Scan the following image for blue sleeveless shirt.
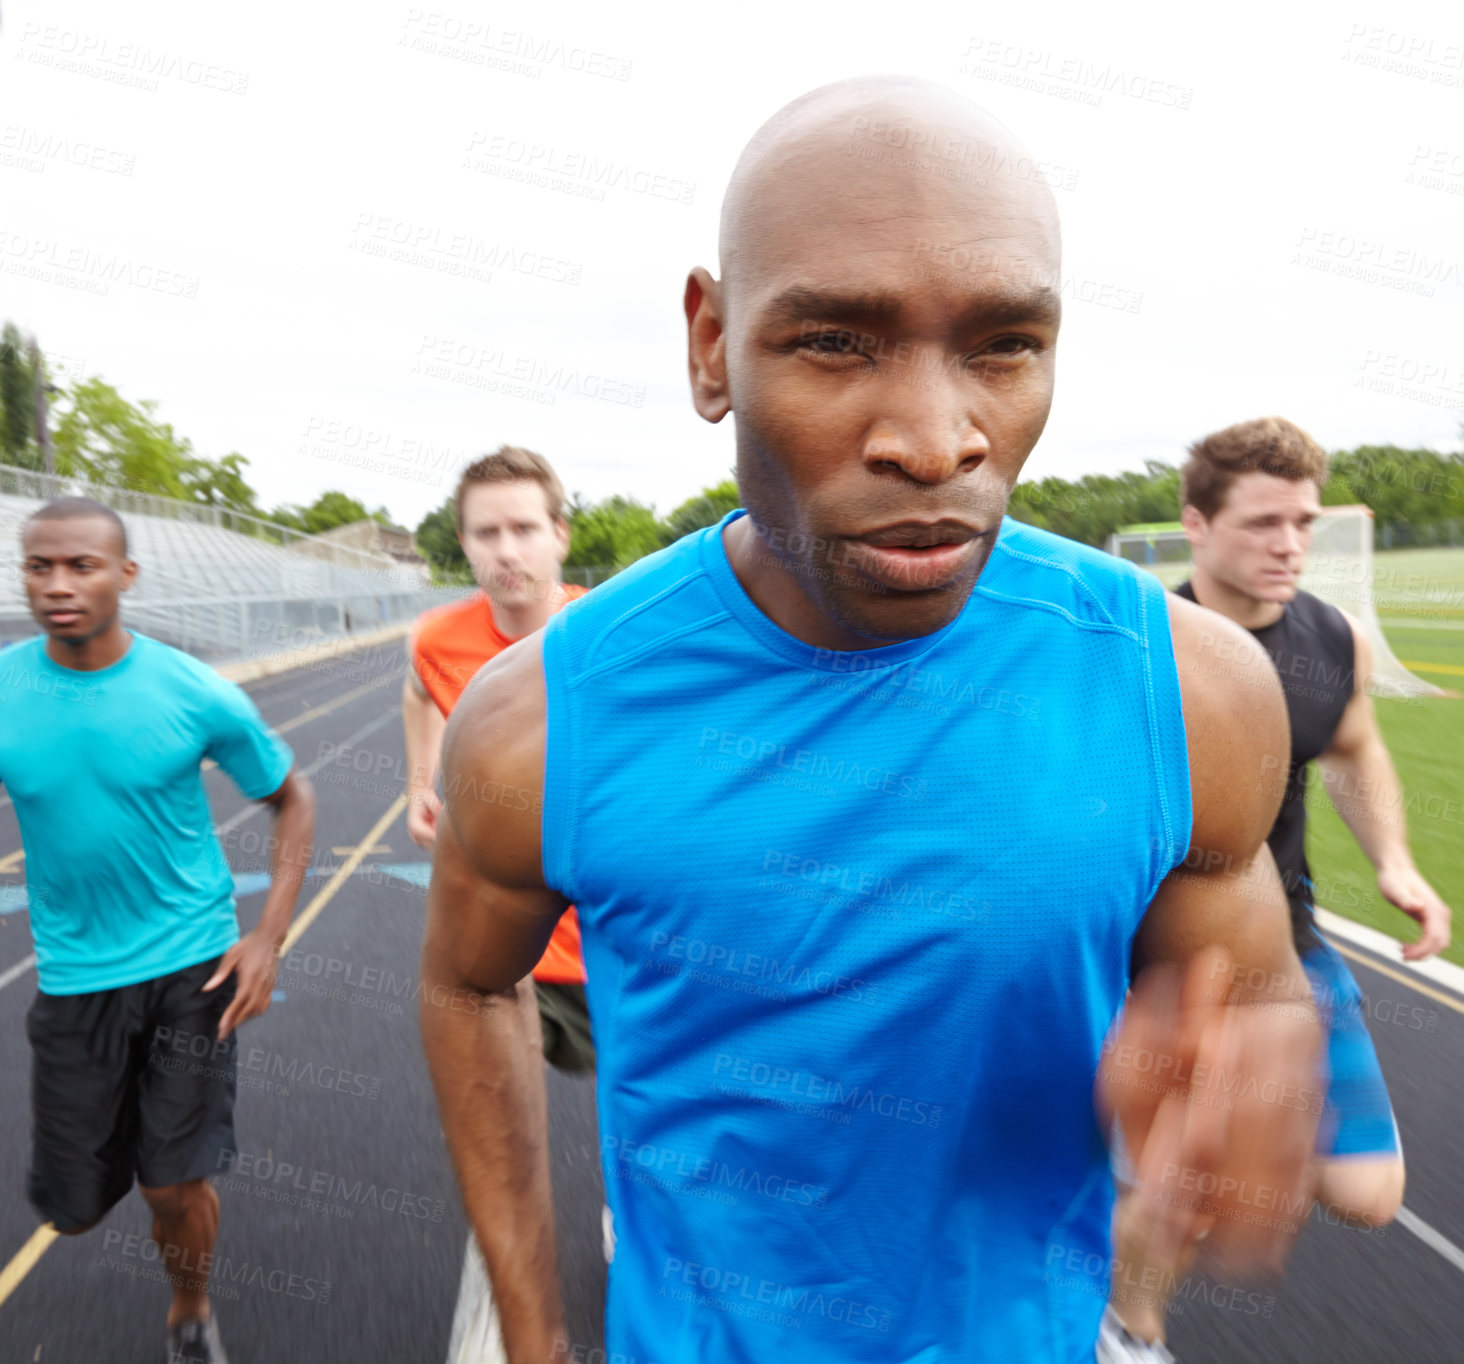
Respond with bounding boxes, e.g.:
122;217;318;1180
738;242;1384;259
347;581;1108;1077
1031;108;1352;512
541;512;1191;1363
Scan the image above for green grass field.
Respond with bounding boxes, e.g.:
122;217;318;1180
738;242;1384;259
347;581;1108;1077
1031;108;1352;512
1304;546;1464;966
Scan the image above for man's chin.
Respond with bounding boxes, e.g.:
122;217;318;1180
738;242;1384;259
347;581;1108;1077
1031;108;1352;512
820;570;977;644
483;580;550;610
1252;577;1300;603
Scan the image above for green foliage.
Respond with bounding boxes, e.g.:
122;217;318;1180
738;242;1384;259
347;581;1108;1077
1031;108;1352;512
1325;446;1464;525
48;376;265;514
414;498;469;582
565;495;664;569
1004;445;1464;547
54;377;199;496
660;479;741;544
299;491;370;534
1006;462;1182;546
1;323;40;468
183;451;262;514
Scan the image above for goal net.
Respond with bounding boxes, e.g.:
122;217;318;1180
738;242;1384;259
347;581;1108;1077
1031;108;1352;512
1106;506;1443;699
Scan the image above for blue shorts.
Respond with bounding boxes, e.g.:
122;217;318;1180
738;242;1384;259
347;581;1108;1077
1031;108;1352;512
1302;938;1401;1160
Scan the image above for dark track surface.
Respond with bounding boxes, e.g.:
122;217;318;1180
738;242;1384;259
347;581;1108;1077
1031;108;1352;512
0;638;1457;1362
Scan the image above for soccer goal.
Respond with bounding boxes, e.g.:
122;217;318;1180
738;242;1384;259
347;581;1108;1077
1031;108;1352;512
1106;506;1443;699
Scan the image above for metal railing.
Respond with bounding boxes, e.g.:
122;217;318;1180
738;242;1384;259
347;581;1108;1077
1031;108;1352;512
0;464;419;578
0;466;467;661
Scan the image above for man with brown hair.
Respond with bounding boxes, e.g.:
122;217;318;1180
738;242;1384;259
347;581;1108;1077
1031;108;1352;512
402;446;593;1072
1101;416;1451;1361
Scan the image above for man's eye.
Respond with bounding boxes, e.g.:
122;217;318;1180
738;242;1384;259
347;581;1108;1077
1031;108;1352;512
802;331;863;355
980;336;1039;357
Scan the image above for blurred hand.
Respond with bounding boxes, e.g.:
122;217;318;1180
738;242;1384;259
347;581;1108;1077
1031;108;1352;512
204;930;278;1040
1377;862;1451;960
1099;947;1323;1284
408;787;442;850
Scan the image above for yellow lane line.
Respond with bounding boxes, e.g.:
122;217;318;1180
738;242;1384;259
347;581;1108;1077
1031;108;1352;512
0;1225;58;1310
0;792;407;1311
1398;660;1464;677
1328;939;1464;1017
0;850;24;874
280;794;407;955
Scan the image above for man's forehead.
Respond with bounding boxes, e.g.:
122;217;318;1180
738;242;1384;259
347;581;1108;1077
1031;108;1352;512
1225;472;1322;514
22;515;124;555
462;480;551;523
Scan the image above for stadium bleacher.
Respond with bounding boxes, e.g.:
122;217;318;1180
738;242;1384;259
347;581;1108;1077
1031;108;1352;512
0;475;464;662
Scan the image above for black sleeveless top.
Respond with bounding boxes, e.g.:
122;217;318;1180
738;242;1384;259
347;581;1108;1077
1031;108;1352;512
1175;583;1356;955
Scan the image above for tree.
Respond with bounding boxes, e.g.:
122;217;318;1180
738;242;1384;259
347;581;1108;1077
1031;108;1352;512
565;495;664;569
181;452;263;514
660;478;740;544
298;490;371;534
52;377;199;495
0;323;39;469
415;498;469;581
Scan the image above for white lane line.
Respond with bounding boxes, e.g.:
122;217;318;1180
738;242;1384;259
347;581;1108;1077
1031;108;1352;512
1397;1207;1464;1276
445;1236;506;1364
0;954;36;992
214;706;399;838
1315;906;1464;1000
204;675;396;770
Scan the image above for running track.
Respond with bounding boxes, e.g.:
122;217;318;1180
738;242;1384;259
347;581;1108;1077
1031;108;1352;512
0;640;1459;1362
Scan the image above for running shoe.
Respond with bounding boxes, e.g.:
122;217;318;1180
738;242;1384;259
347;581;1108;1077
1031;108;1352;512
167;1313;229;1364
1096;1306;1175;1364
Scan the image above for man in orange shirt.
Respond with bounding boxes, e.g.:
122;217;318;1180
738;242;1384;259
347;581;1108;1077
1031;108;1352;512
404;445;593;1072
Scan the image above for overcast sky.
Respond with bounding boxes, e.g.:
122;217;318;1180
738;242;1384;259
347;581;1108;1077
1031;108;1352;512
2;0;1462;529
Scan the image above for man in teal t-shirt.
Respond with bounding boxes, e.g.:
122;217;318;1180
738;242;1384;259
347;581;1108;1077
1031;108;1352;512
0;498;316;1364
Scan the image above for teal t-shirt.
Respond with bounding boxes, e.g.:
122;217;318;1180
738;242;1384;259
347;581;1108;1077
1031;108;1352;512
0;632;294;994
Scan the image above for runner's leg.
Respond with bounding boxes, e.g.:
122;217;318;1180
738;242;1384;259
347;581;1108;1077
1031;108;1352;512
138;1178;219;1328
1302;939;1404;1231
136;957;240;1339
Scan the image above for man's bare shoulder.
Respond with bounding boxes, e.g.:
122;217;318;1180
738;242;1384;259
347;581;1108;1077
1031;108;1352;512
1166;592;1288;858
440;634;547;887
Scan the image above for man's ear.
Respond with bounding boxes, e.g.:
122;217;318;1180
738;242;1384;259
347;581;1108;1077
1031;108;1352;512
685;267;731;423
1180;503;1207;551
553;517;570;563
119;558;139;593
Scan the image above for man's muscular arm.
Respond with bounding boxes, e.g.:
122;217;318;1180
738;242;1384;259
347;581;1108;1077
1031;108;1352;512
1102;594;1323;1280
1318;618;1451;959
420;633;569;1363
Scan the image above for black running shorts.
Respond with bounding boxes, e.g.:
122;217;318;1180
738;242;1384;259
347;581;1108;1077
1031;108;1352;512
26;955;239;1232
534;980;596;1074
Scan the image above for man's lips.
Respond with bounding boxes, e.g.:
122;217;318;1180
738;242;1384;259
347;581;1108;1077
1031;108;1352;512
46;608;83;625
843;523;985;591
856;521;976;549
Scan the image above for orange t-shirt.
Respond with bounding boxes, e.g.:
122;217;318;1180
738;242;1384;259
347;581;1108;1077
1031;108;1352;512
411;586;588;984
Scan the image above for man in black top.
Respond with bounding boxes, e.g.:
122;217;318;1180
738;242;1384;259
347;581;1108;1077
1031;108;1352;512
1100;417;1452;1362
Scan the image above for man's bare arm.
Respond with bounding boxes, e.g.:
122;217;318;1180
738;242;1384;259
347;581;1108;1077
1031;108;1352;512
1104;596;1322;1279
1317;618;1451;958
402;640;448;848
206;767;316;1038
420;634;569;1362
